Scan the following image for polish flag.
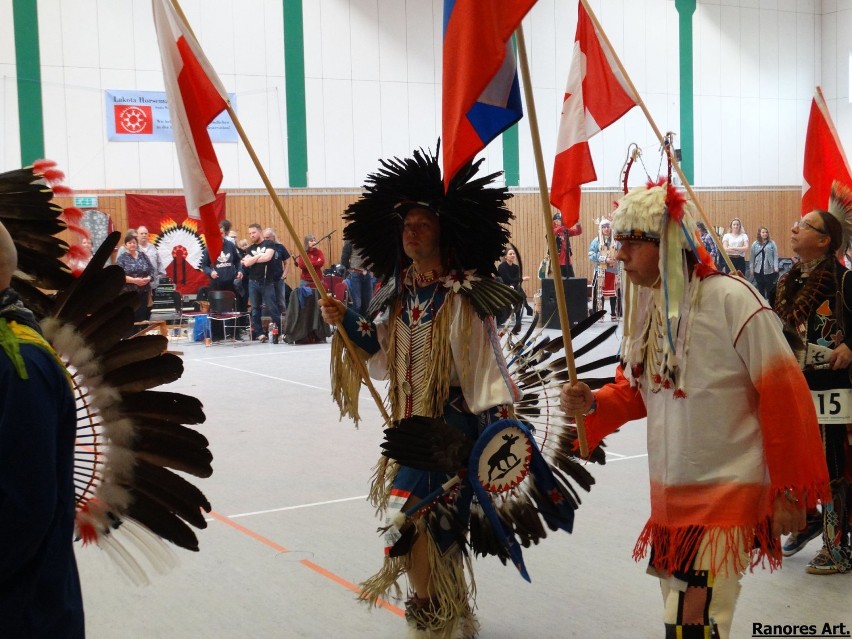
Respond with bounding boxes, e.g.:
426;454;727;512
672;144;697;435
550;2;637;227
153;0;227;259
802;86;852;215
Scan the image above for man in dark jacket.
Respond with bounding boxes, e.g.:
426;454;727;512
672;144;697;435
201;219;242;294
262;228;291;312
241;223;281;341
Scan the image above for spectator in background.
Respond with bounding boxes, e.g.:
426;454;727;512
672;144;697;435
749;226;779;300
201;219;241;295
497;247;529;333
233;238;250;312
262;228;291;313
722;218;748;274
340;239;373;317
67;236;93;275
552;212;582;278
241;223;280;342
114;228;137;262
116;231;155;326
696;222;719;267
284;234;330;344
296;234;324;288
588;219;621;321
136;226;163;321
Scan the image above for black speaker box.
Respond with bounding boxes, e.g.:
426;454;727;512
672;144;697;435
540;277;588;329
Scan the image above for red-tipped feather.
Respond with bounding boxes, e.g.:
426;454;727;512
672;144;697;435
52;184;73;196
66;244;89;260
32;159;57;172
39;168;66;184
665;183;687;223
64;222;88;238
62;206;84;225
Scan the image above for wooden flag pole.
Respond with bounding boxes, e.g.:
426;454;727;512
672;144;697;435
578;0;736;275
224;104;391;425
167;0;390;426
515;24;589;458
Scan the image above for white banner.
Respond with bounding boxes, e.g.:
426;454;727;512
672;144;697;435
105;90;237;142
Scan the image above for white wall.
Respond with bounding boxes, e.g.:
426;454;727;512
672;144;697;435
1;0;288;190
693;0;821;187
0;0;21;171
0;0;848;190
821;0;852;168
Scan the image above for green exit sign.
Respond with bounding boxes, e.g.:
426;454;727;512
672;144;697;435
73;195;98;208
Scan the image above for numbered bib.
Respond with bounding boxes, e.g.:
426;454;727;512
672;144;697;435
810;388;852;424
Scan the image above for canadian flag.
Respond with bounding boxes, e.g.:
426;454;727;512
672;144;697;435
550;2;637;227
802;86;852;215
153;0;227;259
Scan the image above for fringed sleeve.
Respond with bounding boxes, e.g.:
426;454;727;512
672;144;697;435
329;308;382;425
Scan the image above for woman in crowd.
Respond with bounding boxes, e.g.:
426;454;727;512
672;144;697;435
67;236;93;274
116;231;155;326
296;234;324;288
284;234;330;344
497;247;530;333
722;217;749;274
749;226;779;299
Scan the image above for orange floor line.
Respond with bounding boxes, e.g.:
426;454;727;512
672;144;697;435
208;510;288;553
298;559;404;617
209;510;404;618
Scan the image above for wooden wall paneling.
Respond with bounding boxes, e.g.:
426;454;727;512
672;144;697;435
53;187;803;297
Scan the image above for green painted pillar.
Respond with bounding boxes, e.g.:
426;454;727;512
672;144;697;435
283;0;308;187
502;124;520;187
13;0;45;165
502;35;520;187
674;0;696;184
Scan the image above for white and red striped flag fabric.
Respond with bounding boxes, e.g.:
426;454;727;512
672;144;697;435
152;0;227;259
550;2;637;227
802;86;852;215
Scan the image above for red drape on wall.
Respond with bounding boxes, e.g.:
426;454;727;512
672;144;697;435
126;193;226;295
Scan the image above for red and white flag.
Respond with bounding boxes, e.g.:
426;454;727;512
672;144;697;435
550;2;637;227
802;86;852;215
153;0;227;258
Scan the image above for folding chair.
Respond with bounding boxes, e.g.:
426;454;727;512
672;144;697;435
207;290;251;345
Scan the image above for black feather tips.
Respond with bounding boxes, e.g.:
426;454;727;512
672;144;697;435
342;142;514;285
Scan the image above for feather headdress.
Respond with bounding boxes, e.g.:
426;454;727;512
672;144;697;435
612;180;712;397
827;180;852;251
343;142;514;286
0;163;212;582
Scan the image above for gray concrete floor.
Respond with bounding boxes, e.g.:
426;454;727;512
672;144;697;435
77;318;850;638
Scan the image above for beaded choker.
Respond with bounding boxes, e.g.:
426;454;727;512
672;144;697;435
415;269;439;285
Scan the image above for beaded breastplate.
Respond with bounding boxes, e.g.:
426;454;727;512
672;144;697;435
391;281;447;419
